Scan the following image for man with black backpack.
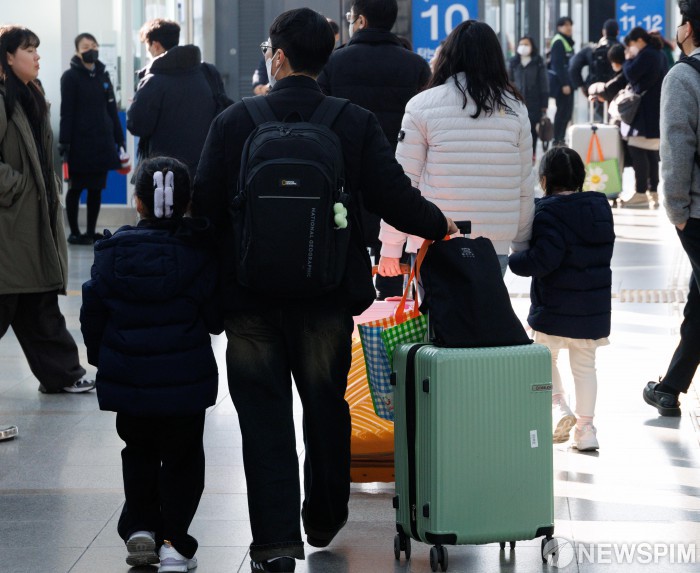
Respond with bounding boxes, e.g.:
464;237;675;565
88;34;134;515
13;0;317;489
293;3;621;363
127;19;232;178
192;8;456;573
569;19;620;121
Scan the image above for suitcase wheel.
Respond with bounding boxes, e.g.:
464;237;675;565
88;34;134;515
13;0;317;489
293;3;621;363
430;545;448;572
499;541;516;550
541;535;555;564
394;532;411;561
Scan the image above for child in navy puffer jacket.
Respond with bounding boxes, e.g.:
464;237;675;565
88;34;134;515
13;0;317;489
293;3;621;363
80;156;222;572
509;147;615;452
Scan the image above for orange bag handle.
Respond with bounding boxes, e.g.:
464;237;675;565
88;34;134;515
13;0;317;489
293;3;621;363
394;235;451;322
586;130;605;164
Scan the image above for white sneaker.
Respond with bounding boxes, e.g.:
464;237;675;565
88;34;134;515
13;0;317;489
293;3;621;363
646;190;659;208
552;398;576;443
159;541;198;572
572;424;599;451
621;193;650;208
126;530;158;566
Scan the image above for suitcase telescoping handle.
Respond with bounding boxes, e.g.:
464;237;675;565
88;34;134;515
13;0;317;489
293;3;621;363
455;220;471;237
589;99;609;124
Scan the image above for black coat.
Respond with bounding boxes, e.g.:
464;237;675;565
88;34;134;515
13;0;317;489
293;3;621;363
508;54;549;118
191;75;447;316
623;45;668;138
59;57;123;173
127;45;222;177
317;29;431;249
508;192;615;340
80;218;221;417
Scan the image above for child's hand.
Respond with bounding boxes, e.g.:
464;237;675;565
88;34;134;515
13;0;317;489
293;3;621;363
378;256;402;277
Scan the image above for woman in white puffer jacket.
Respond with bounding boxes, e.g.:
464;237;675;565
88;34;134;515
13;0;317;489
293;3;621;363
378;20;535;277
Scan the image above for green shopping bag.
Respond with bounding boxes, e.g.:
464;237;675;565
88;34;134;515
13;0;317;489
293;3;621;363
583;131;622;197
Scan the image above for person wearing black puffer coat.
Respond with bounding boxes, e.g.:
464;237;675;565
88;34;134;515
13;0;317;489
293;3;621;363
80;157;221;572
127;19;224;180
59;33;124;245
509;147;615;453
317;0;430;300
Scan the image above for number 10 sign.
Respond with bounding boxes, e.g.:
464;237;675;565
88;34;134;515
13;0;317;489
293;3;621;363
412;1;478;62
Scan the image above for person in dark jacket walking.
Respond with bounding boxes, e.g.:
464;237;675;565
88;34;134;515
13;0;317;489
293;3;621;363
508;36;549;160
548;16;576;146
317;0;431;300
60;33;125;245
191;9;455;572
509;147;615;452
81;156;221;573
569;19;620;121
618;27;668;209
127;19;227;178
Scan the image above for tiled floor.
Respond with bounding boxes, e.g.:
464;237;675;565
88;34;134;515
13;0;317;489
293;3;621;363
1;204;699;573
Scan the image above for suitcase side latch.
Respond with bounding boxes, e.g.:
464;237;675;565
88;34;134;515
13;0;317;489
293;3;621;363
422;503;430;518
422;378;430;393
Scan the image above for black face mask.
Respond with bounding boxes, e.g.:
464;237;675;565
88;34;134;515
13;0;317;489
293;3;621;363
81;49;99;64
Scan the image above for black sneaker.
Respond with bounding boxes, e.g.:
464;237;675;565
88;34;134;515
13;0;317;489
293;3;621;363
643;382;681;416
67;233;93;245
38;379;95;394
250;557;295;572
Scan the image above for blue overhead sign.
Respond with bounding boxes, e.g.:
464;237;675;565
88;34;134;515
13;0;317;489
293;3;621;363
616;1;665;37
412;1;478;62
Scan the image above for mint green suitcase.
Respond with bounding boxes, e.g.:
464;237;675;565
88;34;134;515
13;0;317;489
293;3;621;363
392;343;554;571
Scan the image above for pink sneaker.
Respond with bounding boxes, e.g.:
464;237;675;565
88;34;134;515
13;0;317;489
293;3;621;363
552;398;576;443
572;424;599;451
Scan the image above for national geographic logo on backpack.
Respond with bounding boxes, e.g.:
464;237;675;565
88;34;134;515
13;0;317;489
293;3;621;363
306;207;317;278
460;247;475;258
532;384;552;392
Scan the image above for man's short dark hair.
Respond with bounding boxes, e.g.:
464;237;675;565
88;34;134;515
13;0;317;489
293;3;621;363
607;44;625;65
603;19;619;37
557;16;573;28
74;33;98;51
139;19;180;50
679;0;700;47
351;0;398;31
327;18;340;36
269;8;335;76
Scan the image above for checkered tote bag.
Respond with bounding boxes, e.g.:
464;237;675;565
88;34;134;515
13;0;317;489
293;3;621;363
358;244;430;421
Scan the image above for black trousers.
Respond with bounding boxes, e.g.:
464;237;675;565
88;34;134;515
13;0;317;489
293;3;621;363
0;291;85;391
663;218;700;394
628;146;659;195
65;187;102;236
224;305;353;562
553;90;574;143
116;412;206;559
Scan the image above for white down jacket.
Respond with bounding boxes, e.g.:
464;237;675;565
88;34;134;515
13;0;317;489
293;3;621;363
379;73;535;257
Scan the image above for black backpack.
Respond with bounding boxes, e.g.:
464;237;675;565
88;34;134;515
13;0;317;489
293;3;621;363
201;63;234;115
589;42;614;84
233;95;351;297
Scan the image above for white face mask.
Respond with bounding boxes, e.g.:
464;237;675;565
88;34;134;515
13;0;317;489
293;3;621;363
517;45;531;57
265;53;278;87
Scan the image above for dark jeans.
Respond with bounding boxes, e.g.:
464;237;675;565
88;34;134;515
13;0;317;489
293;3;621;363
553;90;574;143
0;291;85;391
628;146;659;194
224;305;353;561
662;218;700;394
116;412;205;560
65;188;102;236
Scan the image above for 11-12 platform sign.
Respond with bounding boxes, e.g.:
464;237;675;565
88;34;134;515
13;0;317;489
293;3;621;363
616;1;665;37
413;1;478;62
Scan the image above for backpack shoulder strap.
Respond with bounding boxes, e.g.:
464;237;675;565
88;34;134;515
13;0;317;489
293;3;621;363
308;96;350;129
242;96;278;126
680;54;700;75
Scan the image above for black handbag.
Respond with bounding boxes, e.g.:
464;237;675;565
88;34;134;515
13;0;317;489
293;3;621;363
418;228;531;348
612;85;645;124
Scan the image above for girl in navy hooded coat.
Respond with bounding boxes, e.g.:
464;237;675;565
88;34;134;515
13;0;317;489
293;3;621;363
80;157;221;572
509;147;615;452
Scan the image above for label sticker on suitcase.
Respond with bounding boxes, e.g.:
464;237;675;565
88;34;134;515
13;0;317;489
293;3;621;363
530;430;539;448
531;384;552;392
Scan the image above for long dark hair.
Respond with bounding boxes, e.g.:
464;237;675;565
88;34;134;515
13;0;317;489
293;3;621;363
0;26;47;125
624;26;664;50
428;20;522;118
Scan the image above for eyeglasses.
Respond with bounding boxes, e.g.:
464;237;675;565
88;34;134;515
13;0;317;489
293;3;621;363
345;11;358;24
260;41;273;56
